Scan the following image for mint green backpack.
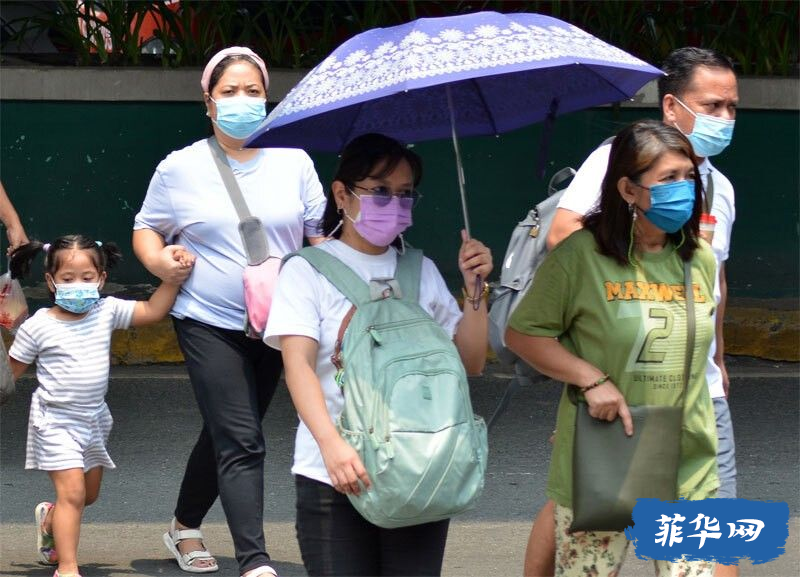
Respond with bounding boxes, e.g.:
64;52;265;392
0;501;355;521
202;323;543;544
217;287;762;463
293;246;488;529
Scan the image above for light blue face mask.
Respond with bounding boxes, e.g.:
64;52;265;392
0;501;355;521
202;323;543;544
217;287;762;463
641;179;696;233
675;97;735;158
54;282;100;314
211;96;266;139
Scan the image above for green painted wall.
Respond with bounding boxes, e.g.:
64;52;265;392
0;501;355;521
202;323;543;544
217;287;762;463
1;101;797;299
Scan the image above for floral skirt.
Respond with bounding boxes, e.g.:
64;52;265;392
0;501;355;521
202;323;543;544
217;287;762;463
554;504;715;577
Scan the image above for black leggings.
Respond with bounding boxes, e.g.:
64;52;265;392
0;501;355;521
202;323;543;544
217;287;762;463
295;475;450;576
172;316;283;574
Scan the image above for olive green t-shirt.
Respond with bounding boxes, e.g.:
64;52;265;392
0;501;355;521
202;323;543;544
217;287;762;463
508;229;719;507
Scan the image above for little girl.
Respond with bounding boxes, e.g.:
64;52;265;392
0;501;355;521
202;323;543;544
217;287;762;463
7;234;193;577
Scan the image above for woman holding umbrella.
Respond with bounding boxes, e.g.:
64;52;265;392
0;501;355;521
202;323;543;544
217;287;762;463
265;133;493;576
133;47;327;577
505;119;719;577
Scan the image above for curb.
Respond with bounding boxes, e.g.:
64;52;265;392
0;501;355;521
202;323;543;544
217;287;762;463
4;299;797;364
724;306;799;362
98;304;799;365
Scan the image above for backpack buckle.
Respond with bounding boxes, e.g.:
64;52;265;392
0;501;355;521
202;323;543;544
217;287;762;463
369;278;402;301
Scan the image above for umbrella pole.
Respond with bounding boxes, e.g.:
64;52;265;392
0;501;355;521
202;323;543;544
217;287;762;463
446;86;482;311
446;85;471;239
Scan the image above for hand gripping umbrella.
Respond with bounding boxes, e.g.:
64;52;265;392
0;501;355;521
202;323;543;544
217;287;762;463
246;10;663;238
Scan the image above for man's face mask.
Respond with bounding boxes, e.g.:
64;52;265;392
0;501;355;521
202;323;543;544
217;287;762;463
674;97;735;158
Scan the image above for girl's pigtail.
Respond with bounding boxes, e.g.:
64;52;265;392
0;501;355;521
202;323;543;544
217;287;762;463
100;241;123;270
9;241;45;280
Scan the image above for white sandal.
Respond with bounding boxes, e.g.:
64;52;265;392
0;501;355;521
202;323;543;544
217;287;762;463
162;518;219;573
241;565;278;577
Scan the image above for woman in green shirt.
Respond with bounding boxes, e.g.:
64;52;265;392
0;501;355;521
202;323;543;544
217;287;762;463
506;119;718;577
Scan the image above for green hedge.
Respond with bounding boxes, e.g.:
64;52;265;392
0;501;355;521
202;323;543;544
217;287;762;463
3;1;798;75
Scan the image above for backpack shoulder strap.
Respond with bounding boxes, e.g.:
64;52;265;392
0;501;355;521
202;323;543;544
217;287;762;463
394;248;423;303
290;246;371;305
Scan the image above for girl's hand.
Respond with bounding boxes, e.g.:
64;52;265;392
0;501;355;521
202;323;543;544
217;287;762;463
172;248;196;269
458;229;493;289
320;436;371;496
154;245;195;284
584;381;634;436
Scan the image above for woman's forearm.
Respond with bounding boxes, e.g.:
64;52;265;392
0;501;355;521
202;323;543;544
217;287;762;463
505;329;606;388
281;336;340;449
506;329;633;433
454;299;488;376
132;228;166;274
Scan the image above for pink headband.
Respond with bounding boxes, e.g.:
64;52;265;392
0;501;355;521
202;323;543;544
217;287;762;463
201;47;269;93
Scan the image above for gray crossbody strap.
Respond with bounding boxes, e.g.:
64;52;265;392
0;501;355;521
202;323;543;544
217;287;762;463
208;137;252;220
682;259;695;406
208;137;270;265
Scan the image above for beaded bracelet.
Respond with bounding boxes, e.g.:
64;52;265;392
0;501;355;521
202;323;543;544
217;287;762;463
583;374;610;392
461;282;490;307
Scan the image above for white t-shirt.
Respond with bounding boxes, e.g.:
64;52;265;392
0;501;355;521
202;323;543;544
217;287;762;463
556;143;736;399
264;239;463;485
9;297;136;411
134;139;326;330
556;143;613;216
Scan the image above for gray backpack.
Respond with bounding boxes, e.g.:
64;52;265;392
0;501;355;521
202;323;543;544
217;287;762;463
486;167;575;427
291;246;488;529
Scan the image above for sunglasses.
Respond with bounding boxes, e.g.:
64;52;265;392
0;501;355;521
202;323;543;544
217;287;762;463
349;184;423;208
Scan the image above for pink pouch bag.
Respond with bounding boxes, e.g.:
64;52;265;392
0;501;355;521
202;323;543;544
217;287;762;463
242;256;281;339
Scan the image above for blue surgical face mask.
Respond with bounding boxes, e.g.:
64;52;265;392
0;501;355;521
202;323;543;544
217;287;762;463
640;180;696;233
674;97;735;157
210;96;266;139
54;282;100;314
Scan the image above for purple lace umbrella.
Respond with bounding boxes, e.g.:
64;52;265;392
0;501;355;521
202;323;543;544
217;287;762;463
246;11;662;236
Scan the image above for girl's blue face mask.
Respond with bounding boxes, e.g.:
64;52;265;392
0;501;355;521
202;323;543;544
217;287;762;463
54;282;100;314
675;97;735;158
640;180;696;234
210;96;266;139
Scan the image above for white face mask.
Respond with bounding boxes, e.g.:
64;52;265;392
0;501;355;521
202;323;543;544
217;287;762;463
674;97;735;157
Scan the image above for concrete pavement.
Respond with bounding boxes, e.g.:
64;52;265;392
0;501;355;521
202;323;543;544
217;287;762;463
1;356;798;576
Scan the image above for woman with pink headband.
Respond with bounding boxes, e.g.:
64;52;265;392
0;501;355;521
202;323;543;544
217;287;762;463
133;47;327;577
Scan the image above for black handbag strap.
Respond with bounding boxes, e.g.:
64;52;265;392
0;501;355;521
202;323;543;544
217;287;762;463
207;137;271;257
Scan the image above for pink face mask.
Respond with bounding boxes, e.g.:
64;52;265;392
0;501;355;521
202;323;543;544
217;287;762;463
347;194;413;247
